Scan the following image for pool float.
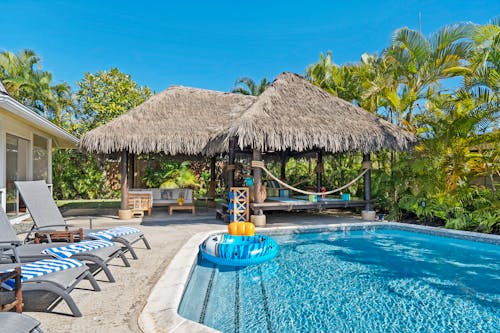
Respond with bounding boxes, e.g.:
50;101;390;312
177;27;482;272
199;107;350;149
200;233;278;266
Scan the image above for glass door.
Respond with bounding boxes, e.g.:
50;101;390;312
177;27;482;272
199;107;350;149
6;134;30;216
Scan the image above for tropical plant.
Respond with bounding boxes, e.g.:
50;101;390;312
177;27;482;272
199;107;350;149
52;150;114;200
142;161;201;189
53;68;152;199
75;68;152;133
306;51;361;102
0;49;74;123
0;49;39;100
231;77;270;96
305;19;499;233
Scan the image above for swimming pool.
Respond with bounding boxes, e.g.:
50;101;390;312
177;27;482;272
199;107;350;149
179;227;500;332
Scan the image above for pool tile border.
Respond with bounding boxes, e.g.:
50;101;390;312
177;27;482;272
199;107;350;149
138;222;500;333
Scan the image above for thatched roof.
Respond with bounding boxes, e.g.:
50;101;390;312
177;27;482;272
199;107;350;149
79;86;256;155
204;72;417;155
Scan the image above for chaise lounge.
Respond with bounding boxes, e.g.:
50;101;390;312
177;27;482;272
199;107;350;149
15;181;151;260
0;207;129;283
0;312;44;333
0;258;100;317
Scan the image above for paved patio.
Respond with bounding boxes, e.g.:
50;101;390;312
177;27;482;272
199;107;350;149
21;208;366;332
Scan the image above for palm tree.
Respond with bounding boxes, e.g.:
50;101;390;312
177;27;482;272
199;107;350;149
385;23;473;125
0;49;40;100
0;49;74;123
306;51;361;102
48;82;74;125
462;18;499;129
231;77;270;96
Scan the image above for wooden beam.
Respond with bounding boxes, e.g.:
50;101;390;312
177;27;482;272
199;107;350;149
280;153;287;180
316;151;323;193
128;153;135;188
363;153;372;211
207;157;216;208
120;150;129;210
227;137;236;189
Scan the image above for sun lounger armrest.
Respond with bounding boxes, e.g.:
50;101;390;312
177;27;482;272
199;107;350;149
33;224;68;231
0;242;22;248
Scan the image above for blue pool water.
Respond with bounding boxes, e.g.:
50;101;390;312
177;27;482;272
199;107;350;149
179;228;500;332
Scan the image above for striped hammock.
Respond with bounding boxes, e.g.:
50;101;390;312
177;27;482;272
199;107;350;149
1;258;84;290
88;227;141;241
41;240;115;259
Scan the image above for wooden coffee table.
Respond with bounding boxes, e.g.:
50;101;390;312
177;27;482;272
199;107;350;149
168;204;195;216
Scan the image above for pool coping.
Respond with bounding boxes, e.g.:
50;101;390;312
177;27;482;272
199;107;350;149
138;222;500;333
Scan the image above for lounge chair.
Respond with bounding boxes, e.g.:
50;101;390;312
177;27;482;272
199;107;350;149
0;207;129;283
0;312;44;332
15;181;151;260
1;258;100;317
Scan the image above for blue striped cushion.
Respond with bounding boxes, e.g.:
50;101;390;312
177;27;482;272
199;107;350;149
88;227;140;241
41;240;115;259
1;258;84;290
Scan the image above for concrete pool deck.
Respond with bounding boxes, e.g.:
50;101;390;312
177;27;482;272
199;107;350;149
20;209;366;332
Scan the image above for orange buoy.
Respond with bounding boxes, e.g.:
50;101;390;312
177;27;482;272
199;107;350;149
228;222;255;236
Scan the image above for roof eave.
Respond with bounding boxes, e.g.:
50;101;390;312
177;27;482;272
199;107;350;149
0;95;79;148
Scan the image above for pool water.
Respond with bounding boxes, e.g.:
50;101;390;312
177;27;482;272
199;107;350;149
179;228;500;332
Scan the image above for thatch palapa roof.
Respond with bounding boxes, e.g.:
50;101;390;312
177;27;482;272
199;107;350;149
79;86;256;155
204;72;417;155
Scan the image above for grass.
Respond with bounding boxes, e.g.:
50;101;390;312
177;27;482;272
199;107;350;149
56;199;121;209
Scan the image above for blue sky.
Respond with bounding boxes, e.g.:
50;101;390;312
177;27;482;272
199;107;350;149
2;0;498;93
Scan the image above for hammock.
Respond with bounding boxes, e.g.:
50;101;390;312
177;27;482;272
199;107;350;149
251;160;370;196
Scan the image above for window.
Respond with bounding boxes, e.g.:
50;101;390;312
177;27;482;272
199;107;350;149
33;134;49;181
5;134;29;215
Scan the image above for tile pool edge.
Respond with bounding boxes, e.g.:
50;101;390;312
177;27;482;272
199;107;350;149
138;222;500;333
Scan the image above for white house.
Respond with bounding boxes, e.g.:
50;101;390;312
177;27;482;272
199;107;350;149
0;80;78;222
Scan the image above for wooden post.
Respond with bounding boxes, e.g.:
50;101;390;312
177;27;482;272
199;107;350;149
227;137;236;189
253;149;263;205
316;151;323;193
207;157;216;208
128;153;135;189
15;266;22;313
251;149;266;226
363;153;372;211
280;153;287;180
120;150;129;210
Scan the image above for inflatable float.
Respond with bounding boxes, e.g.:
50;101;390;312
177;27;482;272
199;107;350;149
200;222;278;266
200;223;278;266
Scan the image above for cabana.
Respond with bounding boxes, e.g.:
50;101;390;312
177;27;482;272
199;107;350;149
204;73;416;224
80;86;256;216
81;73;415;222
